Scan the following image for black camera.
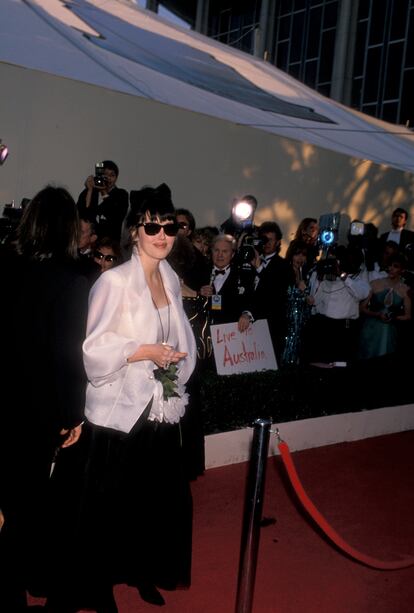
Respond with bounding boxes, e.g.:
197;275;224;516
94;162;107;188
237;233;267;268
318;212;343;252
317;244;363;280
0;200;29;245
316;257;339;279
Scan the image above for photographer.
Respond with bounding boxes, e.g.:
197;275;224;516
347;220;382;283
0;199;30;251
77;160;128;241
304;245;370;366
220;194;258;237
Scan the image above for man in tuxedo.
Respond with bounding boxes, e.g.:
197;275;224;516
200;234;253;328
250;221;294;361
379;207;414;251
77;160;128;241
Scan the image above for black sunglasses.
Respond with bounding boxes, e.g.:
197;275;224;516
94;250;117;263
138;222;179;237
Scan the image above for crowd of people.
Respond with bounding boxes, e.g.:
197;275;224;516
0;160;413;612
173;205;413;369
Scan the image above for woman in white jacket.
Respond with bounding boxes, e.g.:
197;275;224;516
78;184;196;612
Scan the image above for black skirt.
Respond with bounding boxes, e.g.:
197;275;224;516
50;406;192;603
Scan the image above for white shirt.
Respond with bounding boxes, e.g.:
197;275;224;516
312;276;370;319
256;253;275;273
387;228;402;244
83;250;196;433
212;266;230;293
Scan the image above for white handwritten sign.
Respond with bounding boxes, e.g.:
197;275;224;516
210;319;278;375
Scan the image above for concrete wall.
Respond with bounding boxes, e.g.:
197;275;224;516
205;404;414;469
1;61;414;248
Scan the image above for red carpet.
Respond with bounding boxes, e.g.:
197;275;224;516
29;430;414;612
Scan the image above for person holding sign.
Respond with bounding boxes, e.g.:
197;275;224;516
199;234;254;331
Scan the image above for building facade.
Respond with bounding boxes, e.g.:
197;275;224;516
146;0;414;128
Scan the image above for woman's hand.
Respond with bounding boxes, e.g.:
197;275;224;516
60;424;83;448
152;344;187;369
127;344;187;369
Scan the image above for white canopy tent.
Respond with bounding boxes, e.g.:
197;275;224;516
1;0;414;237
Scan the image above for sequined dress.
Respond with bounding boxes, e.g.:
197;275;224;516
281;285;311;366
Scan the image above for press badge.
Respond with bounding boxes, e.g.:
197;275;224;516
211;294;222;310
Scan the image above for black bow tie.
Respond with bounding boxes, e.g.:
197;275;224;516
214;268;226;275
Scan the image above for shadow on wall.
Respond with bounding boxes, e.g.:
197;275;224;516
252;138;414;252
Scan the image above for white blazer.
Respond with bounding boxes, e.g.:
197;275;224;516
83;250;196;433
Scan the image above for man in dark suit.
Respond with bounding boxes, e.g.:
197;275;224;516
250;221;294;362
77;159;128;241
379;207;414;251
200;234;254;327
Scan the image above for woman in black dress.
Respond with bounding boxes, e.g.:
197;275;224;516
72;184;196;611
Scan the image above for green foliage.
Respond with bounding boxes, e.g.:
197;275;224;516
154;364;180;400
199;355;414;435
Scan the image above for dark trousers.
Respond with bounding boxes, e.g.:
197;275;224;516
0;428;59;611
303;314;359;364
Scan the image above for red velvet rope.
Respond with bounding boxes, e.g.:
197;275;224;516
278;440;414;570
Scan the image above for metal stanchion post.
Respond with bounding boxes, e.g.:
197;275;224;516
235;418;272;613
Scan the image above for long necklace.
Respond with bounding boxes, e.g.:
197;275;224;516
152;275;170;345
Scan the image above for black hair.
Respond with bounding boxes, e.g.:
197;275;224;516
285;240;309;264
16;185;79;260
127;183;175;228
388;252;408;269
102;160;119;177
258;221;283;241
176;208;196;234
79;217;97;234
241;194;258;209
94;236;122;262
392;207;408;219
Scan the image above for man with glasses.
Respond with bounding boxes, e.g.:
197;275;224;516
176;208;196;239
93;237;122;274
